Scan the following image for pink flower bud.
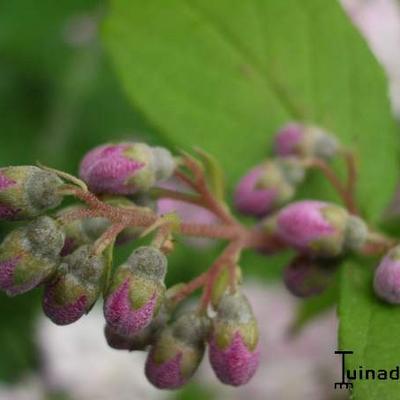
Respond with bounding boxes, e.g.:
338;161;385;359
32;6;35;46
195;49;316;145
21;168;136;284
283;255;336;298
145;313;208;389
104;246;167;337
374;245;400;304
0;217;65;296
43;245;107;325
273;123;304;157
79;142;175;195
209;331;260;387
234;158;304;217
0;166;63;220
273;123;338;160
104;305;168;351
266;200;367;257
209;292;260;386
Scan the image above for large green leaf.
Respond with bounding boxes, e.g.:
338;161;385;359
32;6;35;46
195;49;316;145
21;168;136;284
104;0;398;217
339;258;400;399
104;1;399;398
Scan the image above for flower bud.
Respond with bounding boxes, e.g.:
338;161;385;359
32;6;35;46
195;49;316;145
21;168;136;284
42;245;107;325
283;255;336;298
0;216;65;296
374;245;400;304
152;147;177;181
79;142;175;195
209;291;260;386
273;123;339;160
104;304;169;351
265;200;367;257
234;158;304;217
0;166;63;220
145;313;209;389
104;246;167;337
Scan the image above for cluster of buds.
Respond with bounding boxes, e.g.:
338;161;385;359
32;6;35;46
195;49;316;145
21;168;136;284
234;123;369;298
1;128;397;392
143;288;259;389
0;140;262;390
234;123;338;217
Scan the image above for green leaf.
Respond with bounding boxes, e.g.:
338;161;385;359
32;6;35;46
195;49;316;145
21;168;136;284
103;0;398;220
104;2;400;398
339;258;400;399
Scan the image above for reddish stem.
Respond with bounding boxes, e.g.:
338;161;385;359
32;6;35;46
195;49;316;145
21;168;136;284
175;158;236;224
198;240;244;313
307;159;358;214
93;222;126;255
150;187;204;207
170;272;208;304
343;150;358;214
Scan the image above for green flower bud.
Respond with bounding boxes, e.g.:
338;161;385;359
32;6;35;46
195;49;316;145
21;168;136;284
145;313;209;389
0;216;65;296
0;166;63;220
209;291;260;386
43;245;107;325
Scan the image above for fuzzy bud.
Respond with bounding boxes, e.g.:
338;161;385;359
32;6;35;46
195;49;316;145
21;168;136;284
264;200;367;257
234;158;305;217
145;313;209;389
273;123;339;160
104;304;169;351
0;166;63;220
209;291;260;386
104;246;167;337
79;142;175;195
374;245;400;304
152;147;177;181
283;255;336;298
0;216;65;296
42;245;107;325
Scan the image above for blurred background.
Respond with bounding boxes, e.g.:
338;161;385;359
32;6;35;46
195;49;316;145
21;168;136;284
0;0;399;399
